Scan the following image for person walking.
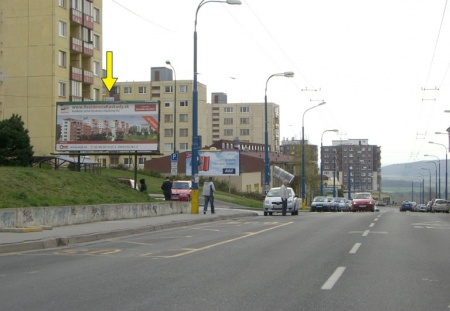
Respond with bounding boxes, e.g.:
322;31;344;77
202;177;216;214
161;176;172;201
280;180;289;216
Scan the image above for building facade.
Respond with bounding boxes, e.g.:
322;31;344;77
0;0;104;156
322;139;381;193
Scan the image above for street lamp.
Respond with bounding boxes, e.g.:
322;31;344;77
320;129;338;196
414;173;425;203
429;141;448;199
191;0;241;212
165;60;177;153
425;160;438;198
425;154;440;198
420;168;432;201
301;101;326;207
264;71;294;193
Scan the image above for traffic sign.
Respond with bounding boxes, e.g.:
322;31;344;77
171;153;178;162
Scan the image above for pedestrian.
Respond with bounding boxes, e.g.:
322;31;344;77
280;179;289;216
202;176;216;214
161;176;172;201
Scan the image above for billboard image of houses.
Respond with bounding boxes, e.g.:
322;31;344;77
56;101;159;151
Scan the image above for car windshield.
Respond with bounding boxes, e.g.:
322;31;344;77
266;188;292;197
313;196;326;202
172;182;190;189
354;193;371;199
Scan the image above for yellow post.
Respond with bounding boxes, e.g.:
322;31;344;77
191;190;199;214
302;200;306;210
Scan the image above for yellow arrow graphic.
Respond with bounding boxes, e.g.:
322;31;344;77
102;51;118;91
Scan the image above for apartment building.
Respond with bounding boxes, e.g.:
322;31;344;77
322;139;381;193
108;67;210;158
0;0;103;156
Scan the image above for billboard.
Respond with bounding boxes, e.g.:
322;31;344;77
55;101;159;152
185;150;240;176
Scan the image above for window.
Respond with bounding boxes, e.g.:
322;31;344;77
164;129;174;137
71;81;82;97
58;81;66;97
124;158;132;165
59;21;67;37
93;88;100;100
240;118;250;124
58;51;66;67
180;85;188;93
59;0;66;8
164;114;174;123
111;86;119;95
72;0;82;10
123;86;132;94
165;85;173;93
164;102;172;108
93;8;100;23
224;129;233;136
82;27;92;42
180;143;188;150
180;100;188;107
138;86;147;94
224;118;233;125
240;129;250;136
240;107;250;113
224;107;233;113
179;114;188;122
164;143;173;152
93;34;100;49
180;129;188;137
138;157;147;165
93;61;100;76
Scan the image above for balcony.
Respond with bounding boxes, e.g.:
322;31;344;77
71;37;83;53
83;70;93;84
83;42;94;56
70;9;83;25
83;13;94;29
71;67;83;82
70;95;83;102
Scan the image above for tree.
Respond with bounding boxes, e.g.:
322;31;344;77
0;114;34;166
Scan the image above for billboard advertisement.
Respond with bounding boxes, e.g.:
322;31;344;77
185;150;239;176
55;101;159;152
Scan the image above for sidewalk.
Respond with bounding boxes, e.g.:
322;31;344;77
0;207;259;254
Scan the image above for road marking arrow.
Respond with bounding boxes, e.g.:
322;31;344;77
102;51;118;91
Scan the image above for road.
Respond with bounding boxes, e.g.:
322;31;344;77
1;208;450;311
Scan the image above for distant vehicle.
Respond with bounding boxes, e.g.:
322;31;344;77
400;201;414;212
416;204;428;212
118;178;139;191
376;201;386;206
336;197;348;212
351;192;375;212
431;199;449;213
311;196;327;212
327;197;340;212
263;187;301;216
171;180;192;201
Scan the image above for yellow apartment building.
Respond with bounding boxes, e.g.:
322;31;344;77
0;0;103;156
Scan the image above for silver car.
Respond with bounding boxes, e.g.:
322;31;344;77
263;187;301;216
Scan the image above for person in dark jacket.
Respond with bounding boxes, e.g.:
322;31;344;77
161;177;172;200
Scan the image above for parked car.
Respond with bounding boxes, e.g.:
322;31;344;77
430;199;450;213
311;196;327;212
327;197;340;212
336;197;348;212
416;204;428;212
400;201;415;212
351;192;375;212
263;187;301;216
170;180;192;201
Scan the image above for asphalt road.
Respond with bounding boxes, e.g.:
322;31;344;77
1;208;450;311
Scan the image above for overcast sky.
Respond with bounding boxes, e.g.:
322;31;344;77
103;0;450;173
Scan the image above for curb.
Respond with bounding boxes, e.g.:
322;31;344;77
0;211;257;254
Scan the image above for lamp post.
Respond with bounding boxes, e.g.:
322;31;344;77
425;154;440;198
191;0;241;213
420;168;432;201
263;71;294;193
425;160;438;199
429;141;448;199
320;129;338;196
165;60;177;153
301;101;326;207
414;173;425;203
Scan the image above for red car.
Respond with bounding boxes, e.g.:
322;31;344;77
170;180;192;201
351;192;375;212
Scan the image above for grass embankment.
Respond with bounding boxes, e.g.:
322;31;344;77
0;167;263;209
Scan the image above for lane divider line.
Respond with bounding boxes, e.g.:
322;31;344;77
369;223;375;228
321;266;346;290
362;230;370;236
349;243;361;254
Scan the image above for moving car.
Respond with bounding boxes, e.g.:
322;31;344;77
263;187;301;216
171;180;192;201
430;199;449;213
311;196;327;212
400;201;414;212
351;192;375;212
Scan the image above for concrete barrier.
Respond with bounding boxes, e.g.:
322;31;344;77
0;201;191;229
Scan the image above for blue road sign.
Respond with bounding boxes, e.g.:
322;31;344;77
171;153;178;162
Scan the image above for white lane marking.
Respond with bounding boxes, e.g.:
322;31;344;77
362;230;370;236
374;218;378;221
369;223;375;228
321;266;346;290
349;243;361;254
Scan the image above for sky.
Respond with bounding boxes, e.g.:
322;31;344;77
102;0;450;173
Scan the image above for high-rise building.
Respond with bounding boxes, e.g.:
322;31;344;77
0;0;104;156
